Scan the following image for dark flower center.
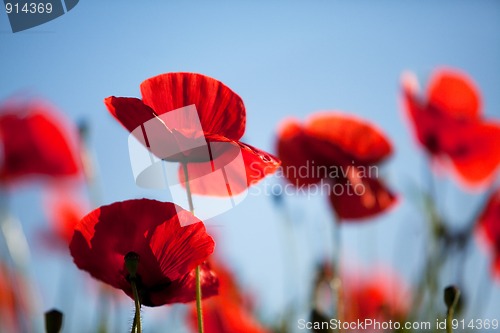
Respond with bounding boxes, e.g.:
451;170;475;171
124;251;140;279
140;279;173;307
425;134;439;154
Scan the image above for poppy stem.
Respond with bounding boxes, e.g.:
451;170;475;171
125;252;141;333
131;280;141;333
181;163;204;333
131;315;137;332
182;163;195;214
195;265;204;333
330;213;344;331
444;286;460;333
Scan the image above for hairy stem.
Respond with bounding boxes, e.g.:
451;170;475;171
131;280;141;333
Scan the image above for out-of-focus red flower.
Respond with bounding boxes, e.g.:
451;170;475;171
0;264;17;332
41;188;87;250
0;100;81;184
476;188;500;279
402;68;500;188
276;112;396;220
104;72;280;196
341;268;410;331
69;199;218;306
188;261;269;333
0;263;30;333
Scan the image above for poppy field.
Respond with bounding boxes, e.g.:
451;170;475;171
1;2;499;333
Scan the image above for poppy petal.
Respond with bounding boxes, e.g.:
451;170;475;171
148;210;215;280
149;262;219;305
199;298;270;333
476;188;500;280
342;267;410;322
494;257;500;279
0;264;31;332
43;189;86;247
329;176;397;220
104;96;157;133
0;101;80;182
276;119;322;186
239;141;281;187
178;137;280;196
188;259;270;333
140;73;246;140
401;72;441;154
305;112;392;165
447;122;500;187
428;69;481;120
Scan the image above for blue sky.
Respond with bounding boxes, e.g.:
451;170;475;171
1;1;500;332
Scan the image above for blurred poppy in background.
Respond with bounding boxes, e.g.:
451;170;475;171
476;188;500;279
69;199;219;306
276;112;396;220
0;263;30;333
188;260;269;333
402;68;500;188
0;100;81;184
104;72;280;196
341;268;410;331
40;188;87;251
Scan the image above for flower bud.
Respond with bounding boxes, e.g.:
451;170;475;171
45;309;63;333
125;251;140;278
444;285;460;309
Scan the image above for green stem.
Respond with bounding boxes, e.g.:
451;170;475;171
131;315;137;333
182;163;204;333
446;290;460;333
182;163;195;213
195;265;204;333
330;213;344;332
131;280;141;333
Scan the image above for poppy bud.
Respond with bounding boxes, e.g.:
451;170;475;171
125;252;140;278
444;285;460;309
45;309;63;333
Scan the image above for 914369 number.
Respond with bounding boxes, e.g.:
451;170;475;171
6;2;53;14
452;319;499;330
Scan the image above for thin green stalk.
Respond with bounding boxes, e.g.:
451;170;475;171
182;163;204;333
125;252;141;333
446;289;460;333
131;313;137;333
330;213;344;332
195;265;203;333
131;280;141;333
275;196;299;331
182;163;194;213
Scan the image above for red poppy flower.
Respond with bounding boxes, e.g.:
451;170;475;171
0;100;81;184
0;263;30;332
342;268;410;328
402;68;500;188
188;261;269;333
69;199;218;306
476;188;500;279
104;72;280;196
41;189;87;250
276;112;396;220
0;264;18;332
